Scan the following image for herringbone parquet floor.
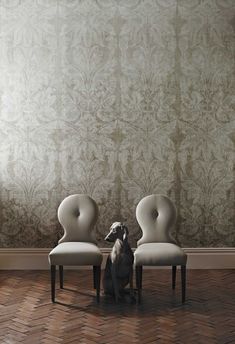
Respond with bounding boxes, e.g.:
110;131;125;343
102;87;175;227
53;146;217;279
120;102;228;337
0;270;234;344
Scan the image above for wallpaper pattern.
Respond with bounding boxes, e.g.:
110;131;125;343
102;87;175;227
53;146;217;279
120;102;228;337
0;0;234;248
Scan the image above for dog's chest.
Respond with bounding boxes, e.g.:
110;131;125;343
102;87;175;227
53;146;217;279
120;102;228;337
110;240;134;265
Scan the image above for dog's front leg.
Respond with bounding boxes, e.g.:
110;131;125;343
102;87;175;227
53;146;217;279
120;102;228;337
111;263;120;303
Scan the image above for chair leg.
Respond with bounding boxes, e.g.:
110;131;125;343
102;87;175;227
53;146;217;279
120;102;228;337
51;265;56;303
136;266;142;304
94;266;101;303
181;265;186;303
93;266;97;289
59;265;63;289
172;265;177;290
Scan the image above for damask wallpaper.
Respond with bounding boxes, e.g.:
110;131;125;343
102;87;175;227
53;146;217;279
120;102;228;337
0;0;234;248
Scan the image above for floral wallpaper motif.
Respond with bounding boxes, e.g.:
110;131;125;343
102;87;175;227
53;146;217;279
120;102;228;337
0;0;234;248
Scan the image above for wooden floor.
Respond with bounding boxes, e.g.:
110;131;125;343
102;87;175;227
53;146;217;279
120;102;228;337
0;270;235;344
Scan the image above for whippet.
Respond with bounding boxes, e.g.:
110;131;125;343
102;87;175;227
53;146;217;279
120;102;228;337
103;222;135;303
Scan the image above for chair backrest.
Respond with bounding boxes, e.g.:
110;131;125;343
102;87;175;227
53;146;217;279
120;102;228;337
58;194;98;244
136;194;176;246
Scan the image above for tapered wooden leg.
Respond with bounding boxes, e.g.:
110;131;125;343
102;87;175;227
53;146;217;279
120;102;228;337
59;265;63;289
139;265;142;289
129;268;135;302
51;265;56;303
181;265;186;303
136;266;143;304
94;266;101;303
93;266;97;289
172;265;177;290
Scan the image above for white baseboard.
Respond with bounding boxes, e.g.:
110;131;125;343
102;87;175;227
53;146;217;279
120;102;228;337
0;248;235;270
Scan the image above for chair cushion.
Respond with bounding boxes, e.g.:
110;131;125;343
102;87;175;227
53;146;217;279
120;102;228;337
48;242;103;266
134;243;187;266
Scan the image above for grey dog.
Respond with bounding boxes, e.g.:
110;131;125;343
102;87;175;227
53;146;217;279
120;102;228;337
103;222;135;303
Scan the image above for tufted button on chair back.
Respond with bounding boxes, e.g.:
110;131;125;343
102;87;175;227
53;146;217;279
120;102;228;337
136;194;177;246
58;194;98;244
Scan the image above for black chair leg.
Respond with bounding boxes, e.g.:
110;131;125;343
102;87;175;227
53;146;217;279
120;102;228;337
51;265;56;303
136;266;142;304
181;265;186;303
93;266;97;289
94;266;101;303
59;265;63;289
172;265;177;290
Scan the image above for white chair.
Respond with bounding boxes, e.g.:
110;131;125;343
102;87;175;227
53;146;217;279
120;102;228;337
48;194;102;303
134;194;187;303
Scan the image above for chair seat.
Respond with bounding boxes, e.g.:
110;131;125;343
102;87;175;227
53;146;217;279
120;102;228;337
134;243;187;266
49;242;103;266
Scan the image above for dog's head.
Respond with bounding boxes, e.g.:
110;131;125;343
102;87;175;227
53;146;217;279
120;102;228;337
104;222;129;243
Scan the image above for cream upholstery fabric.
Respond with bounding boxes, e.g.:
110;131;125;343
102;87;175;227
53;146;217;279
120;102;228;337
49;242;103;266
134;194;187;267
134;243;187;266
48;194;102;303
58;194;98;244
134;194;187;303
49;194;102;266
136;194;177;246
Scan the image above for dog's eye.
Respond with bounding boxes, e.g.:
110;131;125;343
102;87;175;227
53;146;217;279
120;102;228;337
112;228;116;233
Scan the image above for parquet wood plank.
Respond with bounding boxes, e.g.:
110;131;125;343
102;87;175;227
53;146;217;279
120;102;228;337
0;270;235;343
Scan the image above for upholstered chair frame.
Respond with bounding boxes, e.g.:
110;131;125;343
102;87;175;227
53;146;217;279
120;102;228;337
49;194;102;303
134;194;187;304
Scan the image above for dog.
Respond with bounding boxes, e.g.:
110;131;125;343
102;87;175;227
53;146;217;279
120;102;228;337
103;222;135;303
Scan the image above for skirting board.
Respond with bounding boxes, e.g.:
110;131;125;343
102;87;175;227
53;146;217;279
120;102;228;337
0;248;234;270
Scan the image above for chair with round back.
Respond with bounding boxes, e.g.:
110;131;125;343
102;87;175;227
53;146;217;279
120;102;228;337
48;194;102;303
134;194;187;303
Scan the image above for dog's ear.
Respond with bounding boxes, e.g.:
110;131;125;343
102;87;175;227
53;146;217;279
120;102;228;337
122;224;129;241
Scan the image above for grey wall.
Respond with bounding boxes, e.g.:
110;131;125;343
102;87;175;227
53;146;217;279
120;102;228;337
0;0;234;248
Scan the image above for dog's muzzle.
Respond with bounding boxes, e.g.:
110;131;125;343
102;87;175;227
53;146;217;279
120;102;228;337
104;234;114;242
